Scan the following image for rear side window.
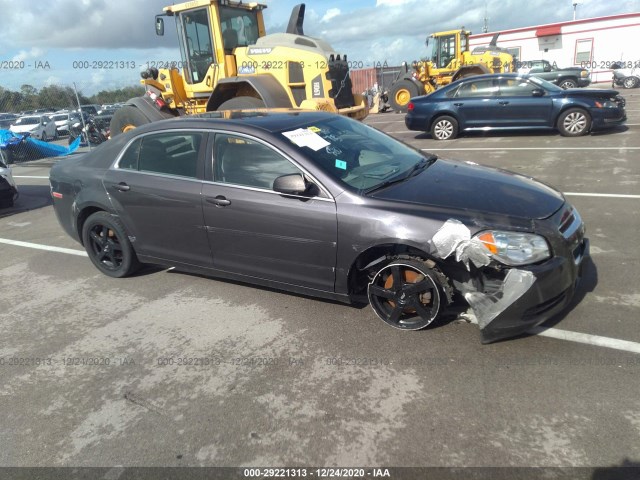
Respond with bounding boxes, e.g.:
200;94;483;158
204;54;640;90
119;138;141;170
119;132;203;178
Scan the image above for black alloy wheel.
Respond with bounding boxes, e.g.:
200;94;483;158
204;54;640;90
82;211;139;278
368;259;442;330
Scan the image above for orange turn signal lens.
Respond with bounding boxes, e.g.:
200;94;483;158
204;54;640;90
477;232;498;254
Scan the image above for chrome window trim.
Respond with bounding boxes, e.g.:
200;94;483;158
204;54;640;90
209;129;335;202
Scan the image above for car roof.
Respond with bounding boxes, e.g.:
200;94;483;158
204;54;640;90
128;111;341;136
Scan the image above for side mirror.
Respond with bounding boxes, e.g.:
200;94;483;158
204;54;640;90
155;16;165;36
532;88;545;97
273;174;307;195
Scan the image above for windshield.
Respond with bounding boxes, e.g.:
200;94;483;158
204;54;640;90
277;116;434;194
51;114;68;121
530;76;564;92
16;117;39;125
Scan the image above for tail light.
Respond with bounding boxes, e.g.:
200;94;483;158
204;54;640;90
407;102;415;112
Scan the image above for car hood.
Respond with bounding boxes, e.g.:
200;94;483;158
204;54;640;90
560;88;620;98
370;158;565;220
10;124;38;133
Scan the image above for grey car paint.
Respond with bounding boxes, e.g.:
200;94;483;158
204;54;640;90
50;112;587;343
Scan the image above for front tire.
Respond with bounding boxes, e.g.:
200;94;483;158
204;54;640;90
430;115;459;140
559;79;578;89
82;211;140;278
217;96;266;110
368;259;442;331
389;80;420;113
557;108;591;137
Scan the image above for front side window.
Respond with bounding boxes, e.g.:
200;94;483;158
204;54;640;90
455;79;498;98
498;78;538;96
119;132;202;178
214;134;300;189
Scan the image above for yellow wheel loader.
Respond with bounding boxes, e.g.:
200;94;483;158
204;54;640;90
111;1;368;135
389;29;514;112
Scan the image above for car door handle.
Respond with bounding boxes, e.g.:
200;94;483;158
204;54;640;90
206;196;231;207
499;101;510;105
454;103;464;106
114;182;130;192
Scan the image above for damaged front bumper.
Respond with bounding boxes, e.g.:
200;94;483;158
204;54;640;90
473;236;589;343
431;204;589;344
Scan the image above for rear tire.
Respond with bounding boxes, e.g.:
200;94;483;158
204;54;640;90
430;115;459;140
389;80;420;113
217;96;266;110
557;108;591;137
110;105;151;137
82;211;140;278
623;76;639;89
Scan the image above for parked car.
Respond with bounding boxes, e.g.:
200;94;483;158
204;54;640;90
76;104;101;116
0;113;19;130
9;114;58;141
50;112;82;136
0;154;19;207
50;111;588;344
611;64;640;89
517;59;591;89
405;73;626;140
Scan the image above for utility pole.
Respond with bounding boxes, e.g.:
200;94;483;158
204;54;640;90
483;2;489;33
572;1;583;21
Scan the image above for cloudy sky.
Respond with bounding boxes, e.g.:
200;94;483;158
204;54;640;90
0;0;638;95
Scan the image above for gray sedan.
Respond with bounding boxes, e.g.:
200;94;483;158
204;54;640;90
50;112;588;343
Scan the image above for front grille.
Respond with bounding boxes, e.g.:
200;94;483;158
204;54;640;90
558;206;583;240
327;57;355;109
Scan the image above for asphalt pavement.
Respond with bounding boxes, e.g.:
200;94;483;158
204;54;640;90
1;89;639;476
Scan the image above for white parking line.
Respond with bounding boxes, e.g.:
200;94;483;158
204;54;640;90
565;192;640;199
529;326;640;354
1;236;640;355
0;238;87;257
13;176;50;179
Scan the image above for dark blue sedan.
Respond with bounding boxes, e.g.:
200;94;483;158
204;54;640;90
405;73;627;140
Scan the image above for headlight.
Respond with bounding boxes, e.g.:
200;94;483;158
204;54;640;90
581;70;589;77
594;100;618;108
474;231;551;266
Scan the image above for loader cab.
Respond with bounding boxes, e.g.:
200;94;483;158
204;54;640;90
159;0;267;88
427;30;465;70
